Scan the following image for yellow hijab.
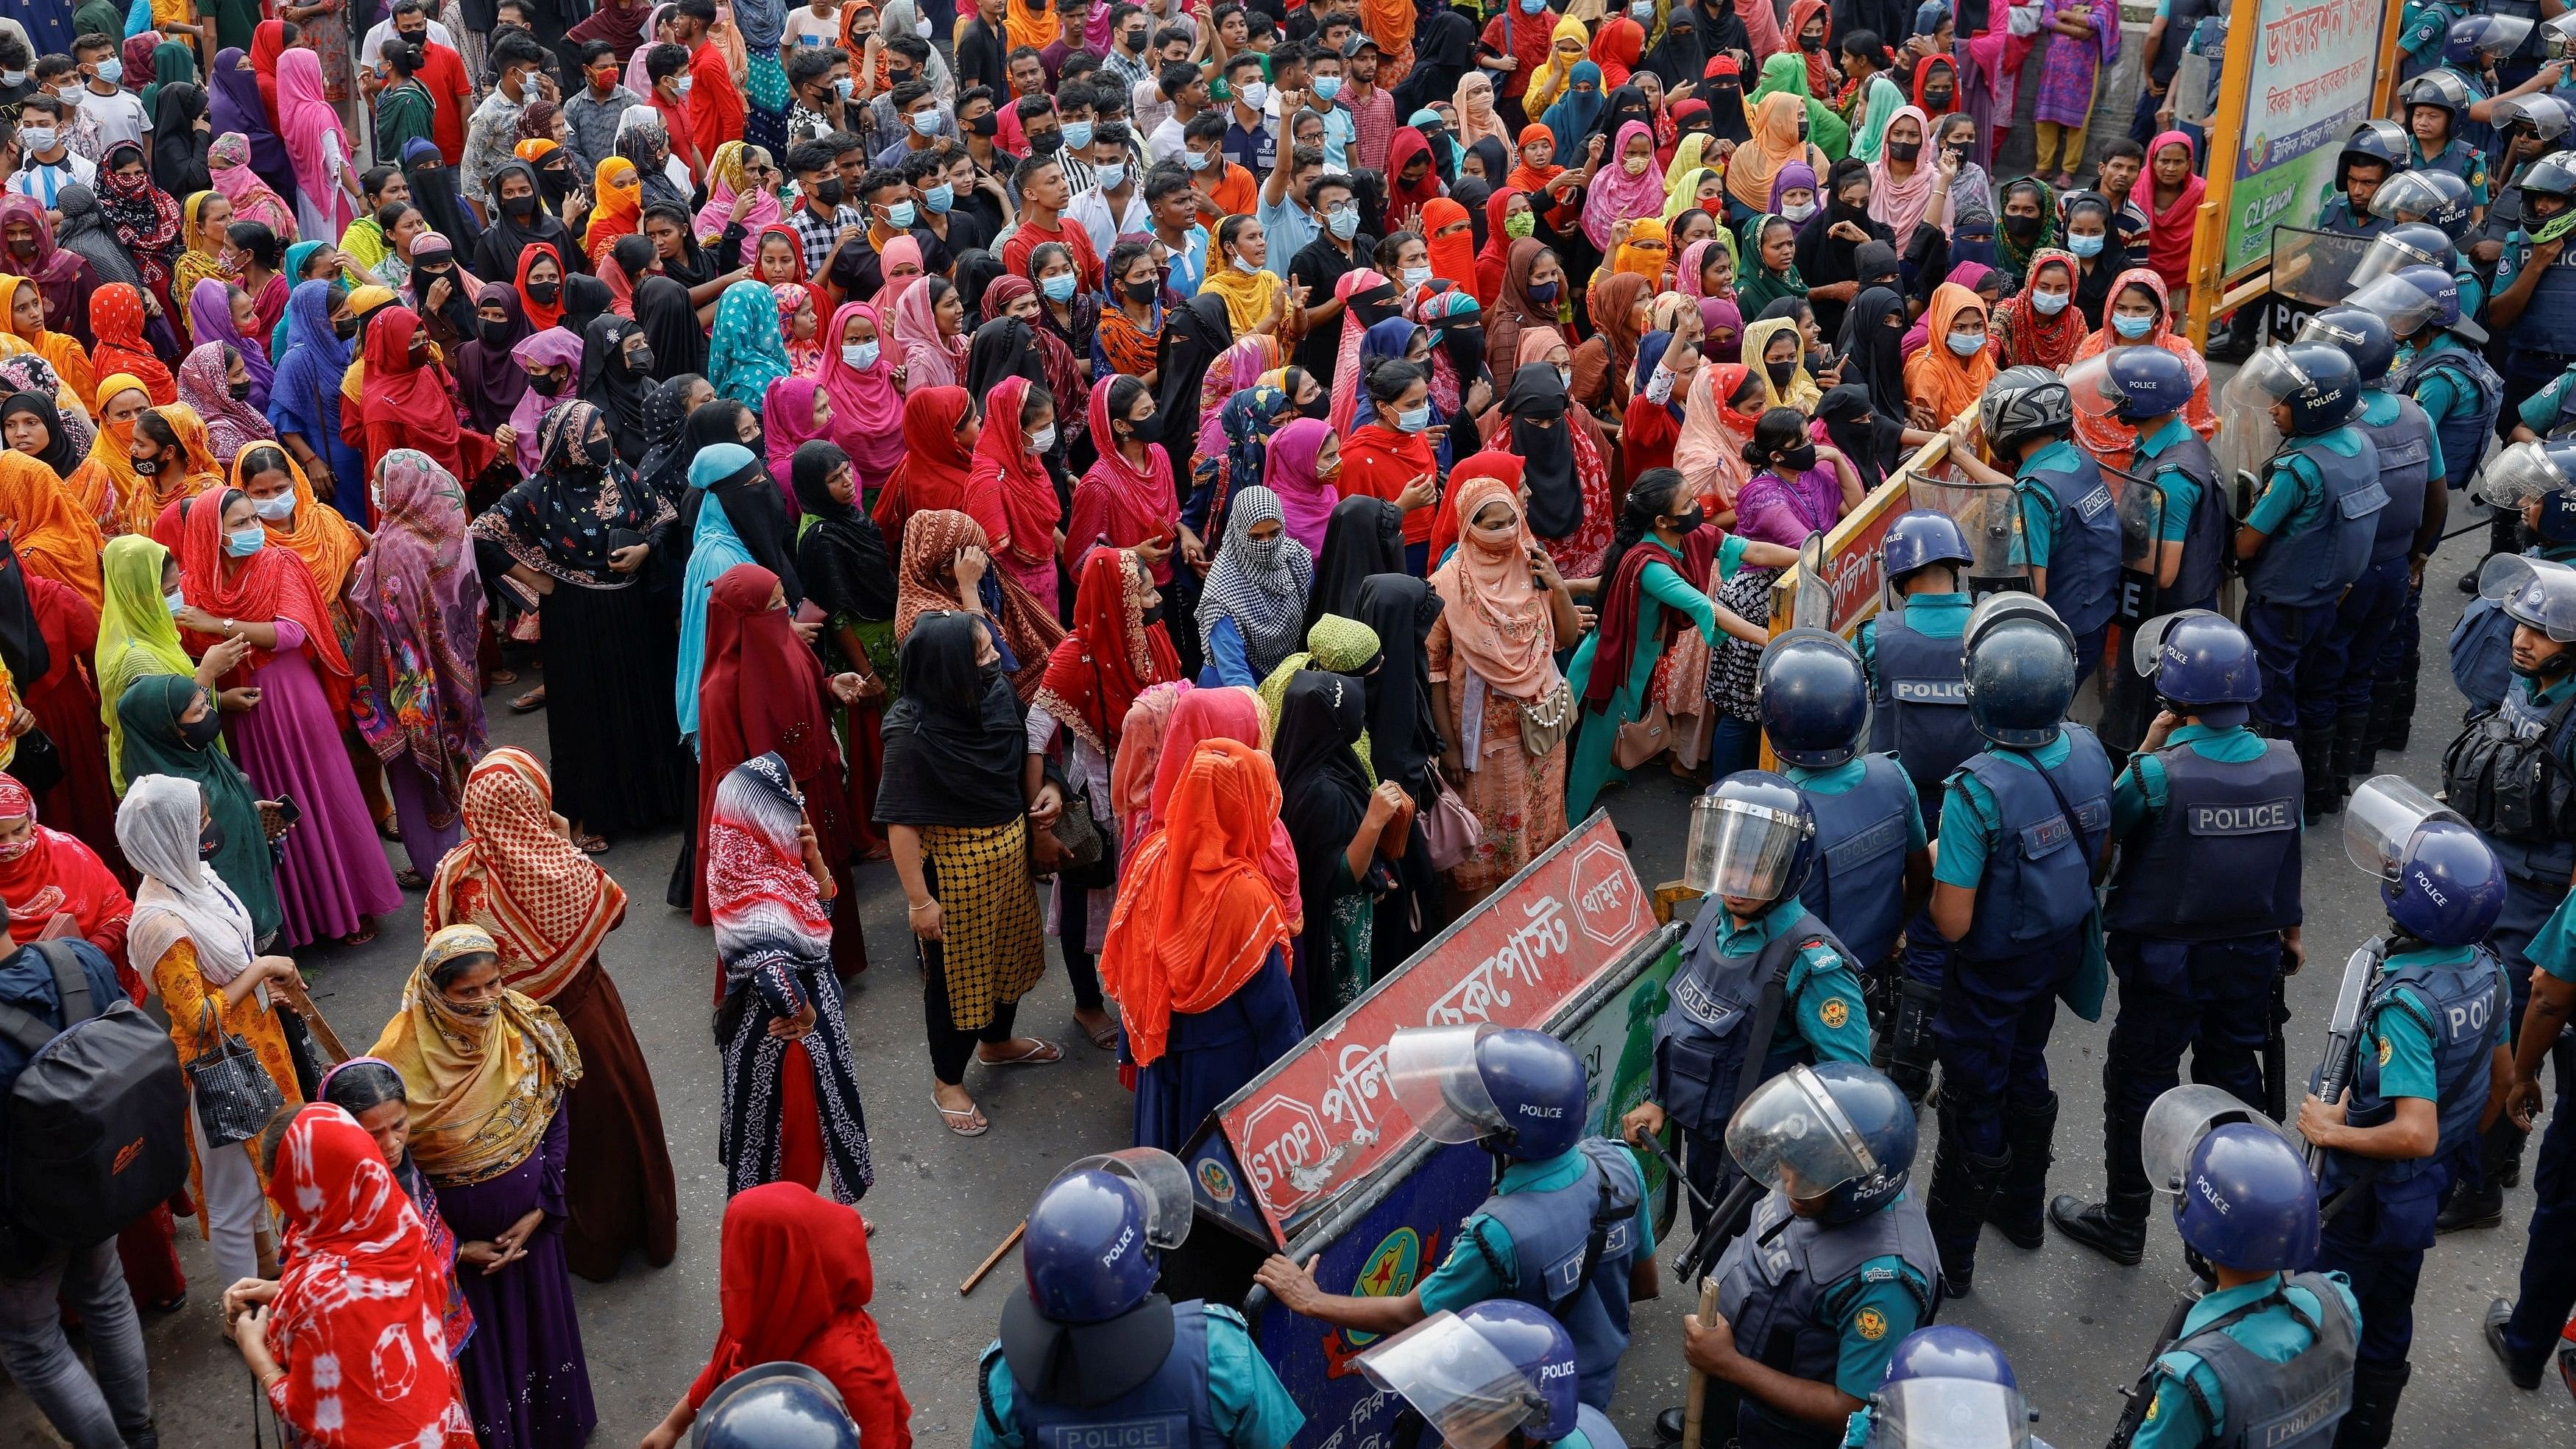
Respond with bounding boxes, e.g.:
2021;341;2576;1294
1197;243;1287;337
337;285;403;408
96;535;197;790
0;274;99;409
1524;15;1596;117
1741;314;1821;412
367;924;583;1186
231;444;364;602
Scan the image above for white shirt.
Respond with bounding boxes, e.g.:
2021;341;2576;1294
6;153;98;209
75;85;148;154
1066;183;1152;261
1145;113;1188;164
360;18;458;75
782;7;843;46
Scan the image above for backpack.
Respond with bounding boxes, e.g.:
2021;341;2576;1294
0;941;188;1261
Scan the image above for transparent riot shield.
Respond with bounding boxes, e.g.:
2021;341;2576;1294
2214;368;2286;518
2262;226;2376;343
1791;531;1833;631
1904;466;2029;601
2099;472;2172;754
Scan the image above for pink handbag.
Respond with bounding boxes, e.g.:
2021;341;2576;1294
1420;770;1484;871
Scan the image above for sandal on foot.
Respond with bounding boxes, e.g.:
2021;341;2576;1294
344;927;378;946
487;667;517;687
977;1038;1063;1067
396;869;428;889
1077;1015;1120;1050
576;833;609;854
510;686;547;713
935;1097;989;1136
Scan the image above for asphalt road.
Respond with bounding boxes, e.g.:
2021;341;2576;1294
4;513;2573;1449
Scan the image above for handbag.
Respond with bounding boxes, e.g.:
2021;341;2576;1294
185;998;284;1150
1043;789;1119;891
1613;701;1675;770
1420;770;1484;871
1515;679;1577;759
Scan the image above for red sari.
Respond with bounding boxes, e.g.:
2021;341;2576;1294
684;1184;912;1449
1339;421;1440;550
10;574;124;882
355;307;496;482
1066;383;1180;585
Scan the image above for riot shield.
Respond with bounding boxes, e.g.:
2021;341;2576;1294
2262;226;2376;344
2214;366;2285;518
1904;466;2029;601
2100;472;2173;754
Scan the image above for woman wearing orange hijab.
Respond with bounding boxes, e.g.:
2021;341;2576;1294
231;439;366;604
1420;199;1479;296
1903;282;1998;430
1726;93;1826;214
88;286;176;407
0;450;107;609
0;275;96;408
583;157;646;272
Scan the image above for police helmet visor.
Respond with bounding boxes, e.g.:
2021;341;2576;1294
1354;1311;1549;1449
690;1366;853;1449
1683;791;1813;900
2059;352;2123;425
1961;590;2075;659
2366;170;2456;224
1063;1148;1195;1251
2344;774;2464;882
2469;439;2574;511
2479;551;2576;642
2497;95;2574;143
2402;69;2472;112
2138;1083;2301;1194
1872;1379;2034;1449
1384;1024;1509;1144
2333;272;2446;341
2346;231;2445;290
2127;609;2225;683
2469;14;2537;57
2551;10;2576;59
1725;1062;1880;1200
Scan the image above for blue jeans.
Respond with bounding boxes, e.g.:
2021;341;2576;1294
0;1239;152;1449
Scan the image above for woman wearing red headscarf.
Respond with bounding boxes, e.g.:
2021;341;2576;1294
1067;376;1183;587
643;1183;911;1449
693;562;874;980
963;376;1065;607
2133;131;2207;304
1;564;124;882
872;386;977;544
1478;1;1563;116
89;286;177;405
1384;128;1446;236
514;244;567;331
1476;187;1530;307
355;306;496;481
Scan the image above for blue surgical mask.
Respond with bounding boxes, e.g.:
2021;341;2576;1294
1062;121;1096;149
910;108;941;136
1313;76;1342;100
923;182;955;213
2031;289;2070;315
675;75;693;96
2067;232;2105;258
1528;279;1559;303
163;589;185;616
885;199;917;227
1402;263;1432;288
835;76;855;100
1041;272;1077;302
1521;0;1546;13
225;528;266;558
252;493;295;522
96;58;122;84
2112;312;2155;339
1396;403;1433;431
1097;163;1128;190
1946;330;1984;356
1183;147;1213;171
843;340;880;369
1327;208;1360;239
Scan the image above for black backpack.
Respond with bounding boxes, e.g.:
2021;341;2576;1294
0;941;188;1261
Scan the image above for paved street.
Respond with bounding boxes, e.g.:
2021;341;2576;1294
4;514;2572;1449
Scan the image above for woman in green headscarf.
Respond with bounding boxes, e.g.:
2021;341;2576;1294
1733;211;1810;319
138;38;196;116
1749;52;1851;162
1845;69;1906;164
97;535;238;793
1256;613;1383;772
116;673;283;943
72;0;125;40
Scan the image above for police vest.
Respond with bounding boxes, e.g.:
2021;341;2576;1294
2544;378;2576;440
2351;393;2436;564
2142;429;2226;612
2148;0;2216;80
2391;344;2502;492
2160;1275;2359;1449
2440;681;2576;883
2245;433;2386;609
2316;196;2389;239
1571;1403;1627;1449
1869;614;1977;812
1654;905;1857;1140
2021;448;2120;636
1795;755;1913;970
1713;1191;1941;1449
1004;1300;1232;1449
1475;1138;1645;1410
2319;950;2505;1192
1952;726;2115;961
2508;230;2576;358
2103;740;2302;940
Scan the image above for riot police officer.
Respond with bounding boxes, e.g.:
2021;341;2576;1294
1858;511;1978;832
1919;595;2114;1295
2474;96;2576;274
2396;0;2468;82
2120;1110;2360;1449
2373;260;2502;609
2486;149;2576;442
2398;70;2494;200
1682;1063;1939;1449
2232;341;2384;821
1621;770;1872;1231
2435;553;2576;1231
977;1149;1304;1449
1839;1328;2048;1449
2075;346;2224;614
2296;777;2513;1449
1356;1300;1627;1449
2369;169;2477;242
1947;368;2120;686
1258;1026;1652;1411
2050;612;2304;1266
2319;121;2407;238
2447;442;2576;712
2305;304;2442;798
695;1364;865;1449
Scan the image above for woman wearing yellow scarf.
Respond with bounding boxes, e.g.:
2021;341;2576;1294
96;535;222;791
0;447;105;609
108;404;226;539
171;194;238;346
1522;15;1596;118
0;275;97;408
227;442;367;604
1199;215;1291;337
335;285;406;414
1742;313;1822;412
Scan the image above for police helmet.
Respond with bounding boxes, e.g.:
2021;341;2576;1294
2337;118;2410;186
1022;1148;1194;1323
2346;775;2508;945
1354;1308;1567;1449
1866;1328;2033;1449
1757;628;1870;768
2521;149;2576;202
1880;1325;2020;1392
2480;552;2576;642
2388;262;2483;344
1880;510;1973;596
1684;769;1820;904
2539;444;2576;542
1386;1024;1589;1162
2296;305;2396;385
1725;1060;1917;1225
693;1364;861;1449
2552;10;2576;61
2399;68;2474;121
2241;342;2361;435
1961;595;2076;748
2497;93;2576;147
2471;441;2576;544
2101;344;2194;419
2173;1124;2321;1273
1978;365;2075;454
1457;1301;1580;1444
2448;14;2535;66
2368;169;2474;239
2131;609;2260;725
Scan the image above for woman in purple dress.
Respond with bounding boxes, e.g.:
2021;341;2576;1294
172;454;403;946
368;924;598;1449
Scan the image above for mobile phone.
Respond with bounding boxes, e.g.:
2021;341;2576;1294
270;793;302;829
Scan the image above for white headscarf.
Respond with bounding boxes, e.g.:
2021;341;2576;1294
116;775;258;988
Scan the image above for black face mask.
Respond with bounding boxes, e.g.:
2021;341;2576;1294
479;317;514;349
1122;277;1159;305
1777;442;1818;472
1798;31;1823;50
1922;88;1953;111
2002;213;2041;241
1139;600;1165;626
529;371;565;395
501;192;539;219
332;316;359;340
131;455;160;476
1298;395;1329;420
185;713;224;752
197;815;224;855
1709;82;1741;107
227;380;252;400
967;113;999;137
1885;139;1919;163
537;165;573;200
1027;129;1063;155
1443;323;1485;372
810;177;845;205
1764;358;1797;389
886;66;915;88
526;279;561;305
397;28;427;47
626;344;654;374
1671;506;1705;534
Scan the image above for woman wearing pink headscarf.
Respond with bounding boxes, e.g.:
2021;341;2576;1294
626;4;679;93
505;327;585;473
762;375;832;483
871;235;926;318
1261;417;1340;558
277;49;359;242
1322;267;1393;436
889;274;969;392
1866;106;1943;255
813;301;907;496
1581;121;1668;250
207;134;299;249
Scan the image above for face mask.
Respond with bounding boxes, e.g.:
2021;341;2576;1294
1630;0;1654;17
477;317;514;350
196;812;226;854
2067;232;2104;258
2031;289;2070;315
675;76;693;96
1240;81;1270;109
968;113;999;136
1040;272;1078;302
1401;263;1433;288
250;492;295;522
1797;32;1822;51
226;528;266;557
18;127;54;154
163;588;185;616
1521;0;1546;13
1123;277;1160;305
884;199;918;227
1027;424;1057;452
1304;74;1341;103
1503;210;1535;239
130;454;158;476
1233;252;1260;274
2112;312;2155;339
627;344;655;373
1623;155;1649;176
1700;196;1725;216
526;278;562;306
843;340;880;369
1923;89;1952;110
1886;140;1919;163
1395;403;1432;431
1779;442;1817;472
1945;329;1984;357
812;177;845;205
1765;358;1797;388
1184;146;1213;171
1782;200;1817;222
1028;127;1064;154
537;166;573;199
836;76;857;102
918;15;935;35
1527;278;1558;303
96;59;122;83
1671;506;1705;534
923;182;955;213
499;190;542;221
0;71;25;87
1097;163;1128;190
1063;121;1097;149
529;371;565;395
228;379;253;400
2003;213;2041;241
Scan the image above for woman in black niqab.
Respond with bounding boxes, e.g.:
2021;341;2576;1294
473;160;578;283
1816;383;1908;493
1642;10;1710;90
1392;0;1478;116
965;316;1047;400
874;612;1027;829
150;83;210;196
1503;364;1585;543
631;274;706;382
1271;670;1383;1022
1354;571;1445;963
1150;294;1236;456
581;313;653;466
1307;497;1407;629
561;272;615;336
1835;284;1911;423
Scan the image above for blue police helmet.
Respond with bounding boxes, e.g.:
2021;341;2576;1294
2446;13;2534;68
2368;169;2474;239
1962;611;2076;748
1878;1325;2018;1392
2246;342;2361;436
2298;306;2396;386
2538;443;2576;543
1024;1168;1161;1323
2102;344;2193;419
2383;817;2507;946
1758;628;1870;768
1455;1300;1580;1443
1809;1060;1918;1224
2171;1123;2321;1272
2338;118;2410;180
1474;1027;1591;1161
1880;510;1972;595
2140;609;2260;717
2388;262;2480;344
693;1364;861;1449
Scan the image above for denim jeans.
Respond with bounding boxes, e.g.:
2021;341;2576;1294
0;1238;153;1449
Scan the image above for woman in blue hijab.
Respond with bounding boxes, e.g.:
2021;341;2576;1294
265;277;368;522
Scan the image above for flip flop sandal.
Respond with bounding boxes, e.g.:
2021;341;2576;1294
977;1038;1063;1067
1079;1016;1120;1051
935;1098;990;1136
576;833;609;854
510;687;547;714
397;869;428;890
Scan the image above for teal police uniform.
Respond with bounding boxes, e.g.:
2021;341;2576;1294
973;1303;1306;1449
2130;1272;2366;1448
